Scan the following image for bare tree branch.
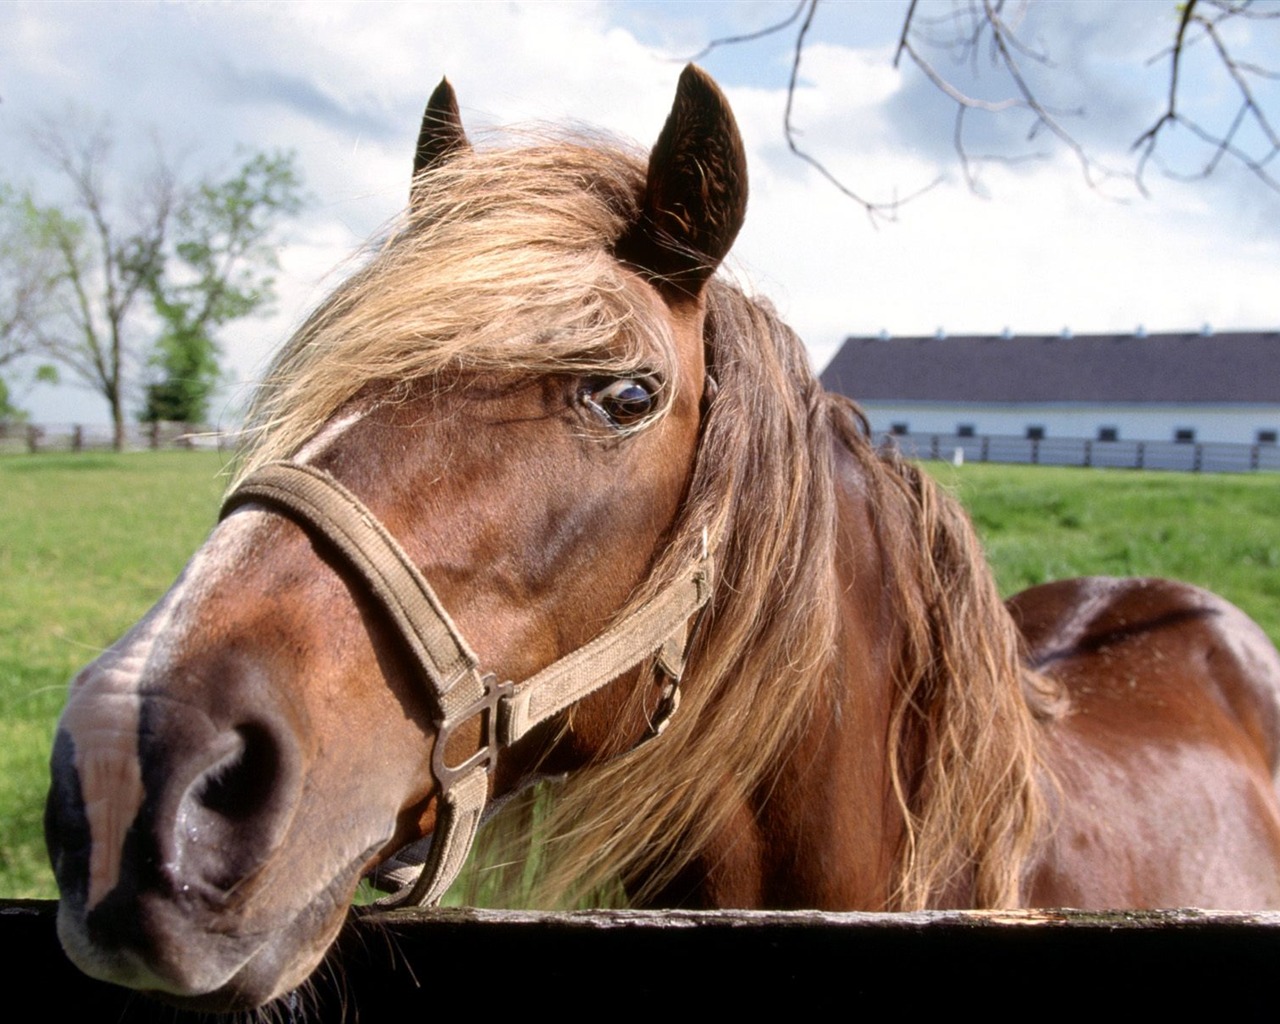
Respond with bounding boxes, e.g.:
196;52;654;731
782;0;940;224
25;115;182;446
893;0;1131;195
1132;0;1280;194
679;0;810;63
893;0;920;67
1133;0;1203;194
691;0;1280;209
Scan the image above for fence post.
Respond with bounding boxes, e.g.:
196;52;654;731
1251;445;1260;472
930;435;939;461
72;425;83;452
1193;444;1203;472
1136;442;1145;470
1083;439;1092;467
981;436;990;463
26;425;39;454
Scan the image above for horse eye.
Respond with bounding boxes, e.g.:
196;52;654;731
584;378;658;427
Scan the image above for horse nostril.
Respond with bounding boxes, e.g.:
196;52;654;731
173;719;301;896
197;724;280;823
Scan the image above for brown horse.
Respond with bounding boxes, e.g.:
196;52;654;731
45;67;1280;1011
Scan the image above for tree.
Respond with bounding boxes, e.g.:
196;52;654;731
18;121;175;449
694;0;1280;221
0;186;59;370
0;366;58;427
138;327;224;425
0;378;23;425
1;187;71;426
12;117;305;448
142;152;304;425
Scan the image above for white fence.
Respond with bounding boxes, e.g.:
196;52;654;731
887;431;1280;473
0;422;227;454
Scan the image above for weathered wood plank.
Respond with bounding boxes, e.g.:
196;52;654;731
4;900;1275;1017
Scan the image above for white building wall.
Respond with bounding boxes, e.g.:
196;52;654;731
859;402;1280;446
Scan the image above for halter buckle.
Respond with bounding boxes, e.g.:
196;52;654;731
432;672;513;790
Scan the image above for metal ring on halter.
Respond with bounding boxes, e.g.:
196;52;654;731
221;461;715;907
431;672;513;790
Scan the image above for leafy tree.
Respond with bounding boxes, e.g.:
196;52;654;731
0;378;23;425
11;117;305;448
138;327;224;425
142;152;305;424
0;186;58;369
0;367;58;427
1;187;64;425
17;121;173;449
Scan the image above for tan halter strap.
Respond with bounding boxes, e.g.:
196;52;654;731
220;460;713;907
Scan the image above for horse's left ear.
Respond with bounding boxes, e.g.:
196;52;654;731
617;65;748;297
412;77;471;204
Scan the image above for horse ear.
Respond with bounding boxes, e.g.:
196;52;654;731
617;65;748;297
412;77;471;203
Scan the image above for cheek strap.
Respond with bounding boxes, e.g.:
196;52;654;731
221;460;713;907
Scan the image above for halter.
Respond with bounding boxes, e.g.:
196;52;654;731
220;461;713;907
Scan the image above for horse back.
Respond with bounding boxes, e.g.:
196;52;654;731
1007;577;1280;907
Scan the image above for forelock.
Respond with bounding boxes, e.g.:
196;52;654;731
236;137;675;480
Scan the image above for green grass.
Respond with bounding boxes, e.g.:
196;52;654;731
2;453;1276;897
927;463;1280;643
0;451;231;896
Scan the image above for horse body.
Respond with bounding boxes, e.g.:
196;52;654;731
44;67;1280;1011
647;436;1280;914
1016;577;1280;908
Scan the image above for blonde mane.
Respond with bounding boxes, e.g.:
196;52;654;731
237;138;674;481
237;136;1053;912
489;283;1057;910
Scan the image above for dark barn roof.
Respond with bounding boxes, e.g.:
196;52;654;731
819;331;1280;405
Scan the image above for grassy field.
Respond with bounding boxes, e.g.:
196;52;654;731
2;453;1277;898
929;462;1280;640
0;451;232;896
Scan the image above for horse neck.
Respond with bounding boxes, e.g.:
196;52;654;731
848;431;1049;910
755;437;910;908
662;417;1048;912
641;434;909;911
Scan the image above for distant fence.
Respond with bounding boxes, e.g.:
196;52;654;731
0;421;228;454
887;431;1280;473
7;422;1276;472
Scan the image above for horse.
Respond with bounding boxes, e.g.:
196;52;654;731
45;66;1280;1012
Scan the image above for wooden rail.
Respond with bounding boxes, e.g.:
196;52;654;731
3;900;1276;1016
0;422;225;453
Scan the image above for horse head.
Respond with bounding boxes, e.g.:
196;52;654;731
45;66;747;1010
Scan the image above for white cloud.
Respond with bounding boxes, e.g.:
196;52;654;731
3;2;1276;425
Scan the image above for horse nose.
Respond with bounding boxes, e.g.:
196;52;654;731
47;681;306;920
164;715;303;896
45;728;93;906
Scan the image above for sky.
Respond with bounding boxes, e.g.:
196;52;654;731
2;0;1277;427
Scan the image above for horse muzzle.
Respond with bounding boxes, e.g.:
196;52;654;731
44;647;373;1010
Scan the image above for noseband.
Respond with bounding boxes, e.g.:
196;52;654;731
220;461;713;907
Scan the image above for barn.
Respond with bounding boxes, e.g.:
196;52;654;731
819;329;1280;471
